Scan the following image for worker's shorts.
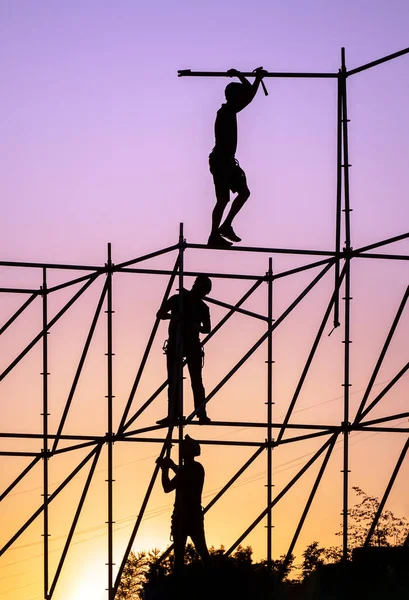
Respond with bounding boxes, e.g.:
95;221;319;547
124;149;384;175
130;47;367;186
209;152;247;194
171;510;205;541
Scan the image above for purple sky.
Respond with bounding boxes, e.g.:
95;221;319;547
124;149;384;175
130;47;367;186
1;2;409;599
2;1;409;263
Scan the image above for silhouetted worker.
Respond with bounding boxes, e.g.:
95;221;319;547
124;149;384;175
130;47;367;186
208;67;267;248
157;435;210;572
156;275;212;425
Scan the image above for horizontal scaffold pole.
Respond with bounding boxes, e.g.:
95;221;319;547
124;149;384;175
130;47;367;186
355;252;409;261
0;259;102;271
178;69;338;79
186;241;336;257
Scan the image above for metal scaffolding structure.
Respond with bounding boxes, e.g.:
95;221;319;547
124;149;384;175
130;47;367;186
1;46;409;600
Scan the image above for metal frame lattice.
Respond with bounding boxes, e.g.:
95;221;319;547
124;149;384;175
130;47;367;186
1;46;409;599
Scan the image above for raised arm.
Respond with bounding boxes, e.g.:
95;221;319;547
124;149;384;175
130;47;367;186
156;296;176;321
227;67;267;112
157;457;178;493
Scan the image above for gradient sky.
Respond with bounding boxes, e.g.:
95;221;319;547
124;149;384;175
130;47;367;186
1;2;409;599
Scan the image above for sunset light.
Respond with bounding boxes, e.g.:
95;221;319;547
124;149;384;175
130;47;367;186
2;2;409;600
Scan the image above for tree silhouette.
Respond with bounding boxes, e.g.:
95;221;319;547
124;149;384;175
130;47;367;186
301;486;409;580
300;541;327;578
116;549;169;599
116;544;296;599
116;488;409;598
340;486;409;547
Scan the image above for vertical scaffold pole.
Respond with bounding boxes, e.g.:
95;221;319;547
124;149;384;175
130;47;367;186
341;47;352;562
266;258;274;571
341;47;352;250
333;71;343;330
177;223;185;469
41;267;50;600
106;243;115;598
342;256;352;562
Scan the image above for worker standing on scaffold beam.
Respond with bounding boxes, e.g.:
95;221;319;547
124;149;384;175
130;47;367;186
156;275;212;425
208;67;267;249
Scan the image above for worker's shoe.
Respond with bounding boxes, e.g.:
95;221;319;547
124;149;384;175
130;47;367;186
219;223;241;242
207;232;233;249
156;416;175;426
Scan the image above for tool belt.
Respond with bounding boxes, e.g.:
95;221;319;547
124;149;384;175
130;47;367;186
162;338;205;367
